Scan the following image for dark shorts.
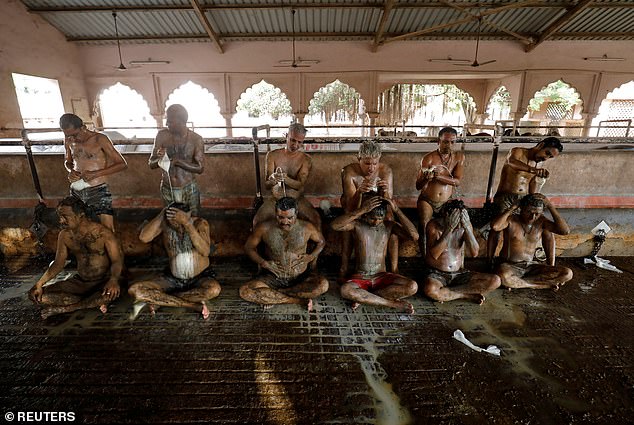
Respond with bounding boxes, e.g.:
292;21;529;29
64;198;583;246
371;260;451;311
161;180;201;216
346;272;401;292
418;195;445;215
500;261;542;278
493;192;524;216
46;274;110;295
257;269;313;290
426;268;472;287
70;183;113;216
160;264;216;293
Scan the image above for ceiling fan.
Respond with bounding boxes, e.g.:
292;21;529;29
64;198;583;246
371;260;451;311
274;9;319;68
454;17;496;68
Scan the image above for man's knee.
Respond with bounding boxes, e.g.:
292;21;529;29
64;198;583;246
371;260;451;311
128;282;153;299
403;279;418;296
202;279;222;299
128;283;141;299
313;276;329;296
239;282;257;302
423;279;441;300
485;274;502;291
560;267;573;283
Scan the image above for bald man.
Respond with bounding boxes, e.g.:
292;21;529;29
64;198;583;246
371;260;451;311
149;104;205;215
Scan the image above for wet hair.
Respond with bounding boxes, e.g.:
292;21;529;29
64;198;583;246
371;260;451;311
167;202;190;212
275;197;297;212
440;199;465;217
519;194;545;209
288;123;307;136
358;140;382;159
439;127;458;137
166;104;189;122
540;136;564;153
59;113;83;130
364;191;388;217
58;196;88;216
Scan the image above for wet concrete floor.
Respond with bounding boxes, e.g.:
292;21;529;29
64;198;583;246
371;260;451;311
0;256;632;424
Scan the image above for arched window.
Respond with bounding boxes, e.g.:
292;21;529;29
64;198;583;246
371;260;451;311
306;80;367;136
592;81;634;137
233;80;293;137
98;82;155;140
377;84;476;137
485;86;512;125
523;80;583;136
165;81;224;137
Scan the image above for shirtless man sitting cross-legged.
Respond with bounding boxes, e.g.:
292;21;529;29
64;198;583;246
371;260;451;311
491;193;573;290
423;199;501;304
331;194;419;313
128;203;221;319
240;197;328;311
29;196;123;319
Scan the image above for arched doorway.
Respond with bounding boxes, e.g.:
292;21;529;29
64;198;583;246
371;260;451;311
233;80;293;137
306;80;367;137
165;81;225;137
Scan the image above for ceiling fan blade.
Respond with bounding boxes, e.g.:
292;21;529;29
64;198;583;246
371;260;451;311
452;62;473;67
478;59;497;65
430;58;471;63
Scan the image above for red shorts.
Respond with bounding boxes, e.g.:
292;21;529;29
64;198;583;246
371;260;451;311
346;272;400;292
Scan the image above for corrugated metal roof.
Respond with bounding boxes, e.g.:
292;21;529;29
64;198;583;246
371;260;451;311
19;0;634;44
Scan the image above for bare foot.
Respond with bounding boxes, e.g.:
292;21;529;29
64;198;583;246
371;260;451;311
351;302;360;311
149;304;159;316
99;304;108;314
393;300;415;314
263;304;273;311
201;302;210;320
306;299;314;312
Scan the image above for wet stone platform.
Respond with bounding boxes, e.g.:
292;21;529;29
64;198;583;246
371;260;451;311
0;256;632;424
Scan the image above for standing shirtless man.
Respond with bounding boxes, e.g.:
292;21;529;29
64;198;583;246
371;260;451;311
341;141;397;280
253;123;321;228
491;194;573;290
128;203;220;319
416;127;464;255
488;137;563;262
241;197;328;311
29;197;123;319
423;200;500;304
332;195;418;313
60;113;127;231
149;104;204;215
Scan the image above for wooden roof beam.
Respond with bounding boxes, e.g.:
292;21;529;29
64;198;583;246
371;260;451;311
381;0;538;45
372;0;396;52
190;0;223;54
525;0;593;52
441;0;534;45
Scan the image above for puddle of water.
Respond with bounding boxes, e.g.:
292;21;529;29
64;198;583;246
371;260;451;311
267;294;413;424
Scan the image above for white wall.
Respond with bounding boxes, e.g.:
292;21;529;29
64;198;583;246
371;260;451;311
0;1;89;132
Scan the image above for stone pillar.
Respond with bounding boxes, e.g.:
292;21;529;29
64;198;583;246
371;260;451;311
367;111;380;137
293;112;306;125
510;109;526;135
151;113;164;129
582;112;598;137
221;112;233;137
